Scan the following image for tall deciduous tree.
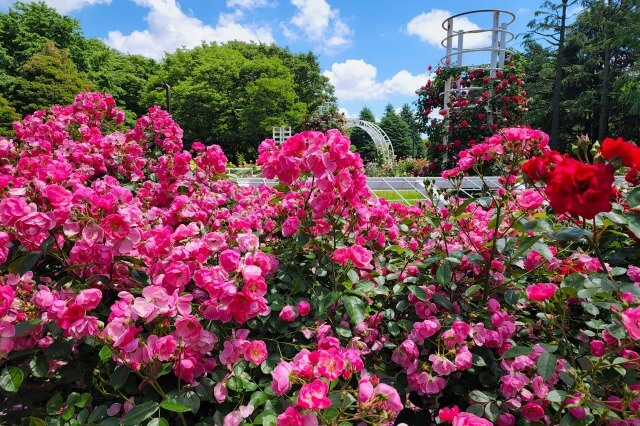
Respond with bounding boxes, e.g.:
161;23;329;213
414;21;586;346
9;42;93;115
0;94;20;136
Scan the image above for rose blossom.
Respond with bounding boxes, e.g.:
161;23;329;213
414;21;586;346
622;307;640;340
279;305;297;322
297;379;331;410
526;283;557;302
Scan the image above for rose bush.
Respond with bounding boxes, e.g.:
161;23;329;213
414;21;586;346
0;92;638;425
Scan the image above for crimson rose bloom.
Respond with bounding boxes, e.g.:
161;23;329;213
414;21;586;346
544;158;614;219
601;137;640;168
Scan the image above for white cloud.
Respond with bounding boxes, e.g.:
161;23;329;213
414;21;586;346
226;0;273;9
406;9;491;50
0;0;110;14
323;59;431;101
283;0;352;53
517;8;530;15
105;0;274;60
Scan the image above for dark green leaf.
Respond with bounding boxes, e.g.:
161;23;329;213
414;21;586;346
87;405;108;423
455;198;475;216
295;232;310;246
122;401;159;426
131;269;149;284
342;295;366;326
249;391;269;408
408;285;427;301
0;366;24;392
46;339;72;359
547;227;592;242
625;212;640;239
317;291;340;314
110;365;129;390
436;261;452;286
537;352;557;380
147;419;170;426
502;346;535;358
13;319;41;337
512;235;543;259
30;356;49;378
7;252;42;274
432;293;454;311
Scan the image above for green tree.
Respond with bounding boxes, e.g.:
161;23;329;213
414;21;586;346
0;94;20;136
155;42;309;162
9;42;93;115
525;0;578;149
349;107;378;163
399;103;425;157
380;104;412;159
0;1;85;75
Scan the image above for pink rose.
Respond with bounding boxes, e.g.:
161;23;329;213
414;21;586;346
297;379;331;410
244;340;267;365
521;401;545;422
282;216;300;238
74;289;102;311
271;361;293;395
349;244;372;269
526;283;557;301
279;305;297;322
622;307;640;340
0;285;15;318
297;300;311;317
452;412;493;425
439;406;460;422
590;339;606;357
333;247;350;264
237;232;259;252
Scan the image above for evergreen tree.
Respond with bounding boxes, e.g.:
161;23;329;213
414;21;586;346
9;41;93;115
349;107;378;163
380;104;412;159
399;103;425;157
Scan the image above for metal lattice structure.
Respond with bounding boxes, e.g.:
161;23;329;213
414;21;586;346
344;119;395;165
440;10;516;141
272;126;292;144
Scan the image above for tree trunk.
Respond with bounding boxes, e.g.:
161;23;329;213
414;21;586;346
550;0;568;150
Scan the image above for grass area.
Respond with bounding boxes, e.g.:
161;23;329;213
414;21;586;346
372;189;425;205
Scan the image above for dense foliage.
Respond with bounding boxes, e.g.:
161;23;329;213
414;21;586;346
416;56;529;173
0;93;639;425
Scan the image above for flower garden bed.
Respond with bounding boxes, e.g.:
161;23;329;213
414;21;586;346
0;93;639;425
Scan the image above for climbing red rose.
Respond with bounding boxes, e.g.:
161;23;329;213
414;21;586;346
544;158;615;219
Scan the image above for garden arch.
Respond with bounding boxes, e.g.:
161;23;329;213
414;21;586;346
344;118;395;165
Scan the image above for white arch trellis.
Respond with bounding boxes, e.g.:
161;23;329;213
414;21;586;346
344;118;395;165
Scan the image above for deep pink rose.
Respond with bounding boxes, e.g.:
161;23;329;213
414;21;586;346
297;300;311;317
452;412;493;426
526;283;557;302
279;305;297;322
622;307;640;340
521;401;545;422
590;339;606;357
349;244;372;269
282;216;300;238
297;379;331;410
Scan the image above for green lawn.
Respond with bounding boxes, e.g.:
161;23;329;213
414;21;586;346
372;189;425;205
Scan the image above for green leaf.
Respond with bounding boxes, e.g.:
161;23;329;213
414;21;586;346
512;235;543;259
29;418;46;426
537;352;557;380
408;285;427;301
436;261;452;286
122;401;159;426
131;269;149;285
46;339;72;359
13;319;41;337
547;389;567;403
99;345;113;361
346;269;359;284
110;365;129;390
87;405;108;423
30;356;49;378
547;227;592;242
531;241;553;260
40;236;55;255
0;366;24;392
295;232;310;246
502;346;535;358
628;186;640;209
469;390;494;403
7;252;42;274
160;394;200;413
316;291;340;314
342;295;366;326
625;212;640;239
455;198;475;216
432;293;454;311
249;391;269;408
147;419;170;426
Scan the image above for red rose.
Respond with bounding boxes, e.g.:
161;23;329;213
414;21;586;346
522;151;564;182
601;137;640;168
544;158;615;219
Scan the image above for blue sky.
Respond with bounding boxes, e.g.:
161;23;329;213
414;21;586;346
1;0;558;119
